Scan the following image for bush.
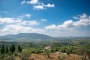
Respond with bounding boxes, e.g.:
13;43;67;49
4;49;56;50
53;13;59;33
58;56;66;60
20;52;31;60
51;49;54;53
18;45;22;53
44;49;50;58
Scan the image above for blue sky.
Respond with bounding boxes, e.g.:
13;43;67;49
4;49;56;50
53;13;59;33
0;0;90;37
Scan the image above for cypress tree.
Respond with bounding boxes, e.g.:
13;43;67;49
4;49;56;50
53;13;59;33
1;45;5;54
18;45;22;53
6;46;9;53
10;44;15;53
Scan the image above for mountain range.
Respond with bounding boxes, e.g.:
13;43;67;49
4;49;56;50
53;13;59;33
0;33;54;41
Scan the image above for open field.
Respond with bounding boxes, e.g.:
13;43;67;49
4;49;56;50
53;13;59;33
29;53;87;60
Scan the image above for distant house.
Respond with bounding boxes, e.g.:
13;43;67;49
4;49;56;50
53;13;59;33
44;46;51;50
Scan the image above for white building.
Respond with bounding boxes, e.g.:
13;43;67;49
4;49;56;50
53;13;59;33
44;46;51;50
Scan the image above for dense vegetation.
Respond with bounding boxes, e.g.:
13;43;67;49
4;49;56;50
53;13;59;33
0;37;90;60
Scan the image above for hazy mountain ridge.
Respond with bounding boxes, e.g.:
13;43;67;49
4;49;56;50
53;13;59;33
0;33;54;41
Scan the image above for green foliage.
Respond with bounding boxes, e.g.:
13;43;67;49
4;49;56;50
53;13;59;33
85;49;90;59
60;47;67;53
44;49;50;58
51;49;54;53
0;38;90;60
9;44;15;53
1;45;5;54
66;50;70;55
5;46;9;53
20;52;31;60
54;47;60;52
18;45;22;53
35;50;41;54
58;56;66;60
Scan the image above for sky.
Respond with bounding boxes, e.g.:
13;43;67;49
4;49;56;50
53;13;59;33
0;0;90;37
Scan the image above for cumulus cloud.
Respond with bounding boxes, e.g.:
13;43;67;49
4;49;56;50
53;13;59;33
18;14;31;18
28;20;39;25
21;0;39;4
25;14;31;18
44;13;90;37
45;24;57;30
73;13;88;19
0;14;90;37
0;17;39;26
34;5;45;9
44;3;55;7
0;18;15;24
2;24;45;34
45;13;90;30
73;16;79;19
45;28;90;37
34;3;55;9
21;0;55;10
80;13;87;19
27;0;39;4
34;4;55;10
0;15;43;36
18;20;39;25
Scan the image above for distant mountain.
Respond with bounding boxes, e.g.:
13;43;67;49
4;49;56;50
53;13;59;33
0;33;54;41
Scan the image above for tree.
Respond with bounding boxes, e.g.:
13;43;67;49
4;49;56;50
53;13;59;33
18;45;22;53
10;44;15;53
6;46;9;53
1;45;5;54
86;49;90;59
44;49;50;58
66;49;70;55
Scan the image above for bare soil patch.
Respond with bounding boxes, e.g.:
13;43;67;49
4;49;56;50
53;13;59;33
29;53;84;60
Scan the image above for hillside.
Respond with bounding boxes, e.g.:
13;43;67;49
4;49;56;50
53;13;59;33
0;33;54;41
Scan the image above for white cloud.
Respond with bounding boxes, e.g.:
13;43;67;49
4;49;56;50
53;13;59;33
73;13;88;19
80;13;87;19
45;24;57;30
21;0;55;10
44;3;55;7
33;3;55;10
2;24;45;34
73;16;79;19
0;13;90;37
28;20;39;25
18;20;39;25
74;19;90;27
41;19;47;22
34;5;45;9
0;17;39;26
45;13;90;30
27;0;39;4
18;14;31;18
89;16;90;19
21;0;39;4
45;29;90;37
44;13;90;37
0;18;15;24
0;17;23;24
21;0;26;4
25;14;31;18
61;20;74;28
